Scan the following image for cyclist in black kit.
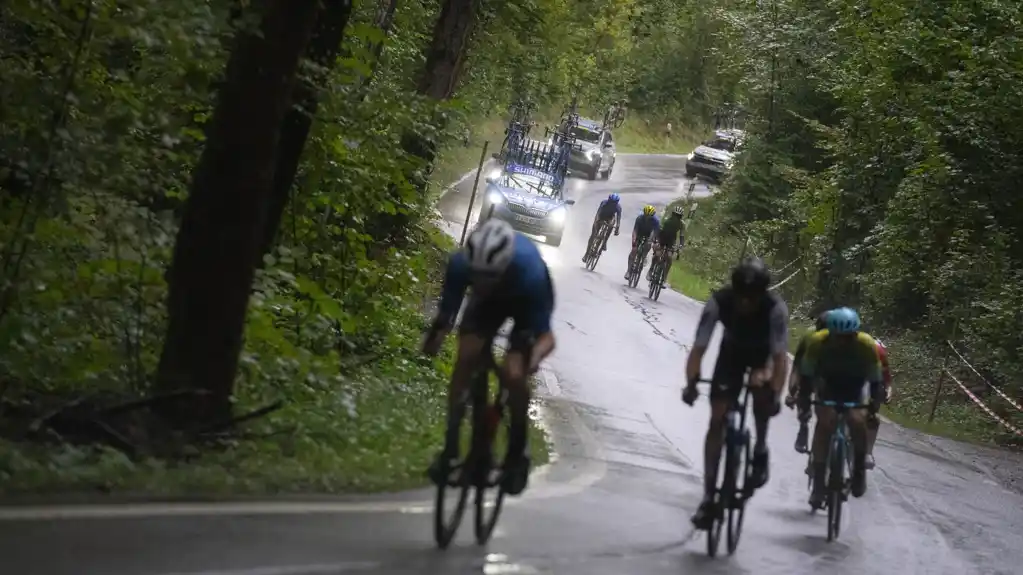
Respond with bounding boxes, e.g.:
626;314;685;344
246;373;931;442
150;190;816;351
681;258;789;529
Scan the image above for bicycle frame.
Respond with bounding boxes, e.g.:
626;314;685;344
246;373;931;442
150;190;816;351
812;399;868;541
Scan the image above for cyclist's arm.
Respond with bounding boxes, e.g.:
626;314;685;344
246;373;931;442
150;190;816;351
524;271;556;372
614;205;622;228
877;343;892;388
686;296;720;384
435;254;469;329
798;331;824;380
856;333;884;386
768;299;790;395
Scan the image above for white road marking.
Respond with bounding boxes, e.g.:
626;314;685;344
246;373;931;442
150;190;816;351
152;561;380;575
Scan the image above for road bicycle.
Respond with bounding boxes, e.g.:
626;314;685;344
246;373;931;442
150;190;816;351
693;374;755;557
603;100;627;129
583;220;613;271
647;245;678;301
625;237;651;288
809;399;869;542
433;335;511;549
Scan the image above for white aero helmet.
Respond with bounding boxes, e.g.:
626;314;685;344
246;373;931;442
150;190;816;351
466;219;516;275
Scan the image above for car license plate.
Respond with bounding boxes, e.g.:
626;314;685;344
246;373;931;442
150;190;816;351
514;214;539;224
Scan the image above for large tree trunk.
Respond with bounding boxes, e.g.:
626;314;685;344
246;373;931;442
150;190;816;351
417;0;479;101
372;0;480;244
355;0;399;101
403;0;480;168
155;0;321;426
259;0;354;261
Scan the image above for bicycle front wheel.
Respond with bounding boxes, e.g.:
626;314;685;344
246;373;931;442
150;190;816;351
433;401;472;549
473;388;507;545
826;437;845;542
726;432;752;554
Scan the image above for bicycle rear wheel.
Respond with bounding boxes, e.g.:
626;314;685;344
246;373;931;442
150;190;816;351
473;385;507;545
433;399;472;549
826;437;845;542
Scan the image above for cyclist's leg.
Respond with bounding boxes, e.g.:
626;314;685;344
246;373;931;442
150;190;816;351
846;382;870;496
865;381;883;468
795;373;814;453
430;297;500;482
495;326;537;495
809;382;839;505
692;344;743;528
748;356;777;488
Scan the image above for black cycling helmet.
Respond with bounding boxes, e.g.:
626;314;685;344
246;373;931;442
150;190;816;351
730;257;771;296
814;310;831;330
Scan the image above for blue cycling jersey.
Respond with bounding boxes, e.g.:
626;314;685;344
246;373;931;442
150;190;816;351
633;214;660;237
596;199;622;220
439;233;555;334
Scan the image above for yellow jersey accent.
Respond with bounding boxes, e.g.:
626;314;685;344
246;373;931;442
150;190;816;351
798;329;883;384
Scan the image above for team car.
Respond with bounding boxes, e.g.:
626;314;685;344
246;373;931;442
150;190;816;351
564;117;616;180
685;129;745;183
477;138;576;247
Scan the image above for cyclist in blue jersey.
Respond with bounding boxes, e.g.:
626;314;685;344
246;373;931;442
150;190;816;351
626;205;660;280
583;193;622;262
423;219;557;496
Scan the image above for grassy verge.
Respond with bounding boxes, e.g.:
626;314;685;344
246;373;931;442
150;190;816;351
667;194;1022;450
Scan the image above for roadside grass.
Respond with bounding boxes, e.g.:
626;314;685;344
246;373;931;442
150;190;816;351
668;193;1022;450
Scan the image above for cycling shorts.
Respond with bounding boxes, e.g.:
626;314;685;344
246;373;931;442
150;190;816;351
816;376;870;405
458;286;549;357
709;339;773;402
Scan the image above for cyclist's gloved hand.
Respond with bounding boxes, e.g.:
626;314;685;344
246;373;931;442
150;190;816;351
681;383;699;406
614;228;620;236
884;385;893;404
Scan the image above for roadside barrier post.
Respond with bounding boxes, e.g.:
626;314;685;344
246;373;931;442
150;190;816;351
460;140;490;246
928;319;958;422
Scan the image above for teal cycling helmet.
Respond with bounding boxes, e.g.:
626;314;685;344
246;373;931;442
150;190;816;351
826;307;860;334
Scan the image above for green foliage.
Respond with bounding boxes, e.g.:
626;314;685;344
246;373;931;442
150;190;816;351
678;0;1023;446
0;0;744;494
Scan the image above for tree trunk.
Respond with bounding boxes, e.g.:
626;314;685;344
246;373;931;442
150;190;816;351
259;0;354;261
401;0;480;172
155;0;321;426
355;0;400;101
417;0;479;101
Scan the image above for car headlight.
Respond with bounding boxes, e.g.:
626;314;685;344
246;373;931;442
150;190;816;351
686;152;694;160
487;190;504;204
587;149;599;160
488;169;502;180
548;207;567;225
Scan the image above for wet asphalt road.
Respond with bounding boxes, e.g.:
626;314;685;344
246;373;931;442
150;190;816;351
2;155;1022;575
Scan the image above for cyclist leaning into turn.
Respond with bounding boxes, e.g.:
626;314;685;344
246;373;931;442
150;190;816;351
798;307;883;507
648;205;685;285
625;205;660;280
584;193;622;262
422;219;557;496
681;258;789;529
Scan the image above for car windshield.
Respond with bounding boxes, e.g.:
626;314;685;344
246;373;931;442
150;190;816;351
504;172;557;198
569;127;601;143
705;137;737;153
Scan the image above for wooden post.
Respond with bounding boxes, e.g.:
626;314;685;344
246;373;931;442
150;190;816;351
460;140;490;245
928;319;959;422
